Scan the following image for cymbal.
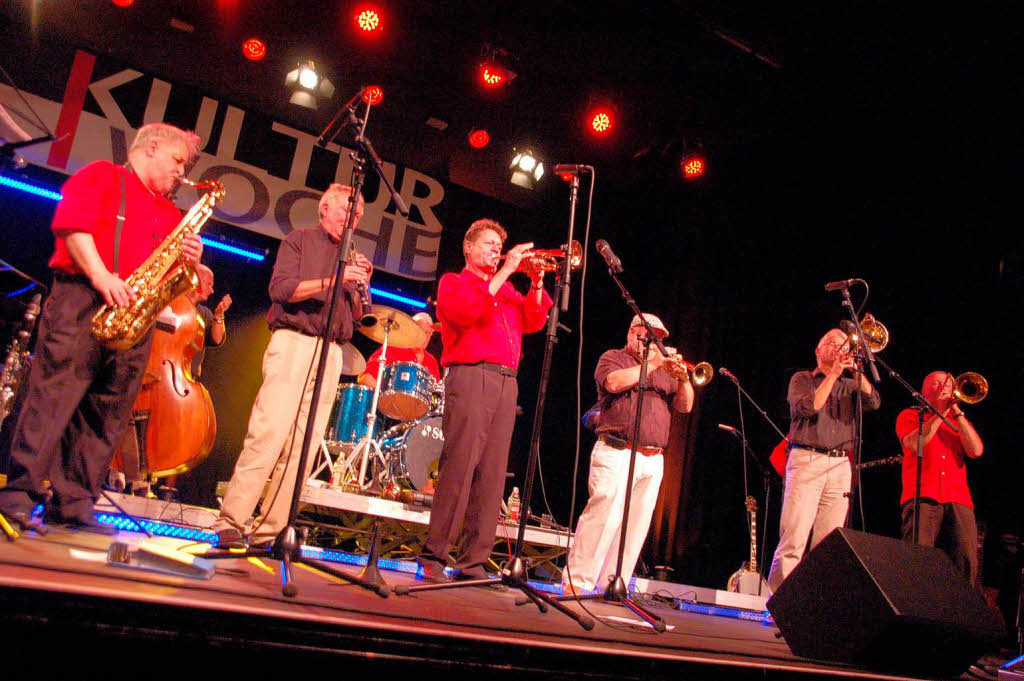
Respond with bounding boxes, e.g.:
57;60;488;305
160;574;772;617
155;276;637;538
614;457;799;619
339;342;366;376
357;305;426;349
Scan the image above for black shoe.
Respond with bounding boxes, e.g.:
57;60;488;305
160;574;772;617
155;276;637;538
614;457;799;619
417;558;449;583
63;513;118;536
0;508;48;536
455;565;506;590
215;527;246;549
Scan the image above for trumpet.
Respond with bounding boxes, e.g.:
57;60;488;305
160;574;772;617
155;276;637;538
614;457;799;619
500;240;583;275
662;354;714;387
953;372;988;404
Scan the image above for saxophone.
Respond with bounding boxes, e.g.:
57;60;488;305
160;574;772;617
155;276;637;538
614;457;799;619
0;293;42;429
91;178;226;350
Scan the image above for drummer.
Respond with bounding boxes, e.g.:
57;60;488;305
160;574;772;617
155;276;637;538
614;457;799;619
359;312;441;389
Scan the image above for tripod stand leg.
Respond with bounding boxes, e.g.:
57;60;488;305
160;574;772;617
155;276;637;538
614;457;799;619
356;520;387;587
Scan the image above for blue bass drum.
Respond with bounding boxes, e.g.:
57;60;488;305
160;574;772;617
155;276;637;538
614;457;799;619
378;416;443;490
325;383;378;451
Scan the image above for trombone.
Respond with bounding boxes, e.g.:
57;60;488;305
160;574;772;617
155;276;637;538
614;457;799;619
953;372;988;404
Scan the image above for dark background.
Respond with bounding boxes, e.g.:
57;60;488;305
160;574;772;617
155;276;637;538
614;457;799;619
1;2;1021;616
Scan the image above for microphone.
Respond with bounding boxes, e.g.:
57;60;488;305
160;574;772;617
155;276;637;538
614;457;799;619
718;423;740;436
824;278;859;292
553;164;589;175
595;239;623;273
720;367;738;384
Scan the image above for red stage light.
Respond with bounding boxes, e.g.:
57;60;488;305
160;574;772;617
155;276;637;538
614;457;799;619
111;0;134;6
242;38;267;61
681;154;707;179
481;66;507;88
357;9;382;32
362;86;384;105
591;112;612;134
468;129;490;149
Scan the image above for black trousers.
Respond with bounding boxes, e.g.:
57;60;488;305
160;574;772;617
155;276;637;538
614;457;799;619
423;364;518;569
901;498;979;585
0;277;152;519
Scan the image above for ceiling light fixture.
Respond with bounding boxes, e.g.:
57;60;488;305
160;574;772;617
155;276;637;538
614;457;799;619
285;61;335;109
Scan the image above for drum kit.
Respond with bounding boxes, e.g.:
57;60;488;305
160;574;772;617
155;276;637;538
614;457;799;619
322;305;444;499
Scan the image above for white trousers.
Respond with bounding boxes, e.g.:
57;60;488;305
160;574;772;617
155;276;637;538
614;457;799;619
213;329;344;544
766;448;851;592
564;439;664;591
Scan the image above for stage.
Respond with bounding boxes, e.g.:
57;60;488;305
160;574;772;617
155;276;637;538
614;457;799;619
0;503;976;680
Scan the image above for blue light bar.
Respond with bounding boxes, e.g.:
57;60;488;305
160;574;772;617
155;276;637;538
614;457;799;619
5;283;38;298
369;287;428;309
675;600;771;623
200;236;265;262
95;513;218;543
0;175;62;201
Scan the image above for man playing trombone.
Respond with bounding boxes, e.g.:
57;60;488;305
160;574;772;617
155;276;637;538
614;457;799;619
767;327;880;592
896;371;985;584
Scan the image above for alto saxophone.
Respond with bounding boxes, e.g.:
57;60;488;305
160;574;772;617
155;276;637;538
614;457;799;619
91;178;226;350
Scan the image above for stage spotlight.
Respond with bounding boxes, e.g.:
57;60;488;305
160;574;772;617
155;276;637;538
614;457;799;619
285;61;335;109
479;44;517;89
680;150;707;179
111;0;134;5
362;85;384;105
591;111;612;134
509;149;544;189
468;129;490;149
242;38;267;61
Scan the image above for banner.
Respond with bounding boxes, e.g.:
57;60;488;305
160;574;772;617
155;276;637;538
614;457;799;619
1;50;445;281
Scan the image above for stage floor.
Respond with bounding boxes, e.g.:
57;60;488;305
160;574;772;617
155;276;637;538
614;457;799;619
0;517;960;680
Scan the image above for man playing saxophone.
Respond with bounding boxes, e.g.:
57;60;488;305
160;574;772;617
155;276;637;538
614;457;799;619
0;123;203;533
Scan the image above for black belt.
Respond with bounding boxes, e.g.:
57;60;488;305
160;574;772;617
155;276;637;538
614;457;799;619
791;443;850;457
452;362;517;378
599;434;665;456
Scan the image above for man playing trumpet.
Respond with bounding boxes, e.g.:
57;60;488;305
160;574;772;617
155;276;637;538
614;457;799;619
562;313;694;594
897;371;984;584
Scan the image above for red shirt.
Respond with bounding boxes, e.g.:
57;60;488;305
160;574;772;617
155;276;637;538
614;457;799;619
436;268;552;369
363;346;441;383
49;161;182;277
896;408;974;508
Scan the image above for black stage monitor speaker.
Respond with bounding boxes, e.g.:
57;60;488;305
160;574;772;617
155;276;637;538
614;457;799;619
767;528;1004;676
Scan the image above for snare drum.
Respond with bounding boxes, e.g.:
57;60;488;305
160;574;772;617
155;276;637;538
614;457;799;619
325;383;378;449
378;416;444;490
378;361;434;421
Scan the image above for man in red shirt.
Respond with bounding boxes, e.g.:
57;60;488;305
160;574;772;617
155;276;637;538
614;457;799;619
359;311;441;389
0;123;203;534
417;219;552;582
896;371;984;583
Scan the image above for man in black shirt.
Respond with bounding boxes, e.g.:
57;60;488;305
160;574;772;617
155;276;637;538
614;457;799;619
212;184;372;548
766;327;880;591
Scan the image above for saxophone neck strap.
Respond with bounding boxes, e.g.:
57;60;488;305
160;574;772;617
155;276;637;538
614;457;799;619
113;166;127;278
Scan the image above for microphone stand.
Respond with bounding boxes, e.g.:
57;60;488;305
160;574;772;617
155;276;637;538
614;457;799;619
720;370;787;589
870;355;957;543
200;96;408;598
395;171;594;631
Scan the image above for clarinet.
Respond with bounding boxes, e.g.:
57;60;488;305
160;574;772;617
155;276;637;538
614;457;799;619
350;246;376;327
0;293;42;428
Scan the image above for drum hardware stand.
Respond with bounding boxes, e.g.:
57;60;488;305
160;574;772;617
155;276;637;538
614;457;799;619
198;90;408;597
395;170;595;632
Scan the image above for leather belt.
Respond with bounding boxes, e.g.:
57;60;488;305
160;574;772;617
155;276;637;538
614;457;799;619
599;434;664;456
791;443;850;457
453;362;517;378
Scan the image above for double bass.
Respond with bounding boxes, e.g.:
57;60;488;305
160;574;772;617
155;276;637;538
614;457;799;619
111;294;216;482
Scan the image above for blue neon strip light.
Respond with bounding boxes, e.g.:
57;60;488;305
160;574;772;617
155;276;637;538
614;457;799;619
5;283;38;297
96;513;218;543
200;236;265;262
675;600;771;623
369;287;427;309
0;175;62;201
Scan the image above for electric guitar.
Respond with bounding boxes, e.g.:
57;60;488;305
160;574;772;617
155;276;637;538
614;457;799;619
727;496;771;596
